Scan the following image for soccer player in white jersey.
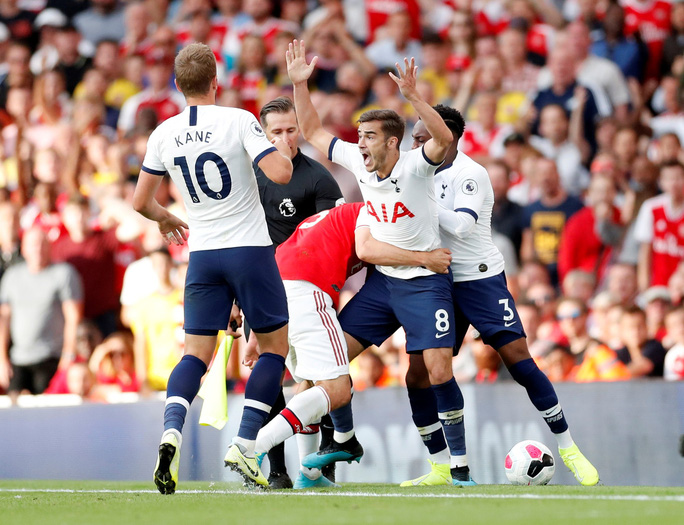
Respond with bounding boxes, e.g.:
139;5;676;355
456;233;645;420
286;40;469;476
132;43;294;493
403;104;599;487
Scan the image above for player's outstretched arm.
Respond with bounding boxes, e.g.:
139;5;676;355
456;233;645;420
286;39;334;155
133;170;189;245
390;58;452;165
355;226;451;274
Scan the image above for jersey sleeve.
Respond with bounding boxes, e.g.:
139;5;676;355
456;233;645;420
57;263;84;303
356;205;371;229
329;137;365;174
447;165;489;222
141;128;167;175
314;170;345;212
403;145;442;179
633;200;654;243
239;110;278;163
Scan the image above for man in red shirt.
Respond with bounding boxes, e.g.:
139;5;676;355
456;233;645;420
51;193;121;338
635;160;684;290
248;203;451;488
558;173;624;284
621;0;671;79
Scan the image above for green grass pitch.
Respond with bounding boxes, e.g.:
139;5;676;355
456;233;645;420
2;481;684;525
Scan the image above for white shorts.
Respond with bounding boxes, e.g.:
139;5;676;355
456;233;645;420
284;280;349;383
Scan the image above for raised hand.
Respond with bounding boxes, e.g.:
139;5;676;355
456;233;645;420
286;39;318;85
389;57;419;101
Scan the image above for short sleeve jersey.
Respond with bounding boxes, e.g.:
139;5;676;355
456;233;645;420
434;152;505;281
328;137;442;279
142;105;278;251
276;202;366;308
255;149;344;246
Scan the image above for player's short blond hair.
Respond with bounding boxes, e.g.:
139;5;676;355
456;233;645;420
174;43;216;97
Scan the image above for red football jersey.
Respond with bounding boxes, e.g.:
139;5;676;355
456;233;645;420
621;0;671;77
650;203;684;286
365;0;421;43
276;203;365;308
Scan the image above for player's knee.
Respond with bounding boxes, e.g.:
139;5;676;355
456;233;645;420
321;376;352;410
405;366;431;389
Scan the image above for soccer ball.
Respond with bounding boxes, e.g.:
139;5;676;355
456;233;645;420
504;440;555;485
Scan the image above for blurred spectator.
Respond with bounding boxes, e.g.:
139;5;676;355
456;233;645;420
0;41;32;110
53;23;92;96
650;132;683;166
51;193;123;338
529;103;590;196
21;180;67;243
130;248;184;393
89;331;139;395
418;32;450;105
499;26;539;95
0;200;20;281
561;270;596;304
589;290;621;342
531;46;604;152
117;48;184;135
226;34;269;118
615;305;666;377
488;159;524;259
606;262;639;307
591;2;644;82
663;305;684;380
557;173;624;283
0;0;37;50
634;161;684;290
521;158;584;286
648;75;684;145
541;343;576;382
637;285;672;341
621;0;672;80
365;11;422;71
119;1;154;58
29;8;69;77
458;91;511;160
446;9;475;73
351;347;396;390
555;297;593;363
0;227;83;398
661;2;684;77
471;331;512;383
73;0;126;48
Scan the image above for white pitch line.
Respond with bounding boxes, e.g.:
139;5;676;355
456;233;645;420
2;488;684;503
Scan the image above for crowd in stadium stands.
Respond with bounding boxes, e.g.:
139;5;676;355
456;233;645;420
1;0;684;402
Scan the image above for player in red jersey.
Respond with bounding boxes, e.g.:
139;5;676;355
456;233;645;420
249;202;451;488
635;160;684;289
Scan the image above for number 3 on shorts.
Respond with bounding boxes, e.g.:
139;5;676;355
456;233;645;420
435;309;450;332
499;298;514;322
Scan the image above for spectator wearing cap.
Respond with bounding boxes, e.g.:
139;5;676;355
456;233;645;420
639;285;672;341
53;23;92;95
615;305;666;377
558;173;624;284
633;161;684;290
365;11;422;71
29;8;68;77
499;26;540;95
73;0;126;48
117;48;185;135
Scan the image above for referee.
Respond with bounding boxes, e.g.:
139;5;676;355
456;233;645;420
253;96;344;489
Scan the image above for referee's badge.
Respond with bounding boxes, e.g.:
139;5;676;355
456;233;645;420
279;198;296;217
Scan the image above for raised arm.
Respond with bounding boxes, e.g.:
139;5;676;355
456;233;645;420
286;40;335;155
390;58;452;165
355;226;452;274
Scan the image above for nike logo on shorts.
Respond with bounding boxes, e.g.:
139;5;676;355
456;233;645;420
504;321;517;327
436;332;450;339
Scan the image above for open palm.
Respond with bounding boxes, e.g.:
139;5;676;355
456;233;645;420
286;40;318;84
389;57;418;99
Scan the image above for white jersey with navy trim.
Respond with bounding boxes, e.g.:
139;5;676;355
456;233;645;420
142;105;276;251
329;137;442;279
435;152;505;281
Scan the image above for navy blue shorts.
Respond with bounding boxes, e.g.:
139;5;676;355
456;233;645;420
184;246;288;336
452;272;526;351
338;270;456;352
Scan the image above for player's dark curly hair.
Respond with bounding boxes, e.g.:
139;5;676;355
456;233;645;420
433;104;466;140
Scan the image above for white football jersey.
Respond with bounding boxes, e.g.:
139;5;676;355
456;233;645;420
142;105;276;251
329;138;441;279
435;152;505;281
